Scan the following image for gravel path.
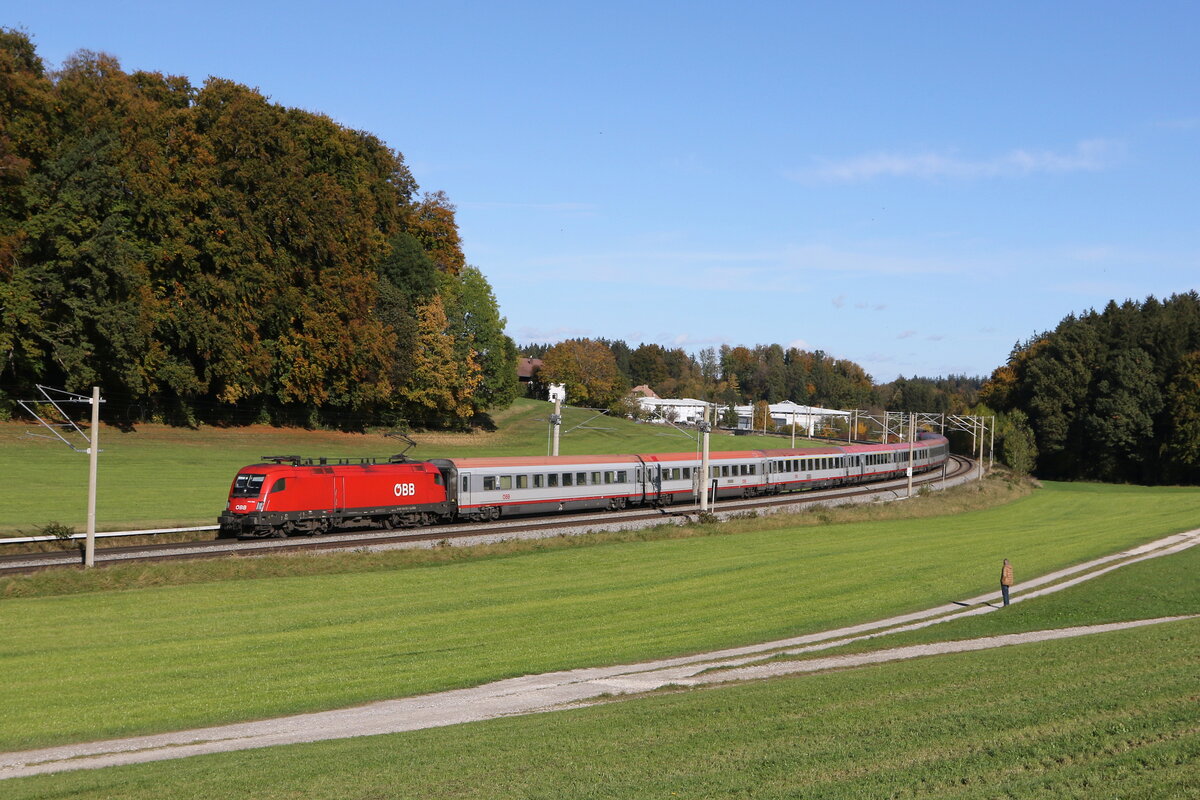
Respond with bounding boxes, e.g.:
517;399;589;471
2;527;1196;781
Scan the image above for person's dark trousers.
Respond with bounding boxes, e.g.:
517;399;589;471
1002;585;1010;606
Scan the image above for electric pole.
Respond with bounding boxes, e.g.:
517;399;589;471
699;405;712;513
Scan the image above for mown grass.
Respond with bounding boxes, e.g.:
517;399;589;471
0;398;821;535
1;480;1197;753
4;572;1196;798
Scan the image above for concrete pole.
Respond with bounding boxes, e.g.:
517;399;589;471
977;417;985;481
790;410;795;448
551;394;562;457
699;406;712;513
85;386;99;568
990;415;995;470
906;411;915;498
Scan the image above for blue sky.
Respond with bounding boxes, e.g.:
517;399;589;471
7;1;1198;382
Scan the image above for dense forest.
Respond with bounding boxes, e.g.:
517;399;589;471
0;29;518;428
981;293;1200;484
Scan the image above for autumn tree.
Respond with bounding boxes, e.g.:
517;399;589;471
397;295;481;425
538;339;625;408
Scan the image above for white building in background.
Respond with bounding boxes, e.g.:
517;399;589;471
635;397;710;425
633;396;851;435
733;401;851;434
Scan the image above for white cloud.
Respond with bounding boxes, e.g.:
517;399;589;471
897;330;918;339
800;139;1118;183
514;325;593;343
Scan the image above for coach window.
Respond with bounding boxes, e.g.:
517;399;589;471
682;467;691;480
462;476;470;492
516;475;528;489
548;473;559;488
499;476;512;490
617;470;628;482
562;473;573;486
749;464;757;475
604;471;615;484
721;465;731;477
484;476;496;491
533;474;544;488
578;472;589;485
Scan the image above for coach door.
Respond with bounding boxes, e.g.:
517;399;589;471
459;473;473;509
649;465;663;503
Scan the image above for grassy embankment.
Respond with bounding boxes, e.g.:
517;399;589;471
1;479;1197;756
4;514;1197;798
0;398;817;537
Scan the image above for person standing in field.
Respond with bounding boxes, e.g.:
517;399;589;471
1000;558;1014;606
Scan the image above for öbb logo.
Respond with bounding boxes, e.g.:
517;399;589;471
393;483;416;497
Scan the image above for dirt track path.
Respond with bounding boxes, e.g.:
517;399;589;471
3;528;1197;781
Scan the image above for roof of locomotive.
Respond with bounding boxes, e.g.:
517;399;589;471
235;459;435;473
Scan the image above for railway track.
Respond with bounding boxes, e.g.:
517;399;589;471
0;456;977;575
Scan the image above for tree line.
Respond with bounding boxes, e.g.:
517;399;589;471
0;29;518;429
523;338;982;417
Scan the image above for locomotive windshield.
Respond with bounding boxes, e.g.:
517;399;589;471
232;474;266;497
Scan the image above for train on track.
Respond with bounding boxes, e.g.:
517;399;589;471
217;434;951;538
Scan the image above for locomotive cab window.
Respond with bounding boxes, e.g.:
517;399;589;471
269;478;287;493
233;474;266;497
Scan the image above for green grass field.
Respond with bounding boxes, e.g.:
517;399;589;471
1;480;1197;757
4;519;1196;798
0;398;823;535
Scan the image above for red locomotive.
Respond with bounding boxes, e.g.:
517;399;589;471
218;455;454;537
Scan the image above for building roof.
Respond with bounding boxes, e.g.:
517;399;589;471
517;357;543;380
630;384;659;398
